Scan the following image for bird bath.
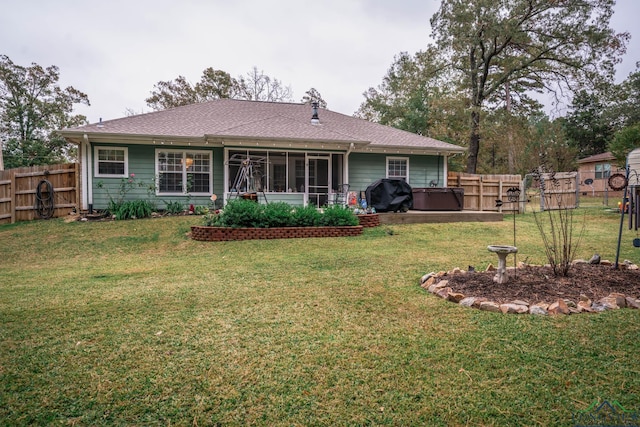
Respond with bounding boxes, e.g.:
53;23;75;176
487;245;518;284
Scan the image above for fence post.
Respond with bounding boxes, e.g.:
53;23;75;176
10;170;16;224
479;176;484;212
575;173;580;208
75;162;80;213
498;179;503;213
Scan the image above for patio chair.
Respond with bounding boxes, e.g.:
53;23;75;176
330;183;350;207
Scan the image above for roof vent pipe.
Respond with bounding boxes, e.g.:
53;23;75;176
97;118;104;128
311;102;320;125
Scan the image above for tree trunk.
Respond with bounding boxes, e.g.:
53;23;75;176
466;109;481;174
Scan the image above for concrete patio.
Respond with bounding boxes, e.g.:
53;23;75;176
377;210;504;224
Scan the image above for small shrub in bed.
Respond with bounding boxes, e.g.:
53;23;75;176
291;205;322;227
216;199;267;228
318;204;359;226
164;200;184;215
201;200;358;228
263;202;294;228
114;200;155;220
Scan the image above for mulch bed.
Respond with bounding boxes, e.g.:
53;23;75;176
440;263;640;304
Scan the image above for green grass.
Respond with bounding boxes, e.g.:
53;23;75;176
1;209;639;426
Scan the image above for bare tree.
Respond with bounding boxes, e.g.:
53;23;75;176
236;66;293;102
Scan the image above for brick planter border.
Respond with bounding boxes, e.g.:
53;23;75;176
191;225;363;241
356;214;380;228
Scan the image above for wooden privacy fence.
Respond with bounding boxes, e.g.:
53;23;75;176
0;163;78;225
530;171;579;211
447;172;523;212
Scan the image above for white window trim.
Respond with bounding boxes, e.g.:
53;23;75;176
595;163;611;179
94;146;128;178
386;156;409;180
155;148;213;196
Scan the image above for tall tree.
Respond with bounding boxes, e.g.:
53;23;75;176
608;66;640;129
430;0;628;173
146;68;240;110
146;66;293;110
563;90;614;158
0;55;89;168
609;124;640;164
301;88;327;108
525;115;577;173
356;49;452;137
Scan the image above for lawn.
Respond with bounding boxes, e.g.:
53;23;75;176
1;208;639;426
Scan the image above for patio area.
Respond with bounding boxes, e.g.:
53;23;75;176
377;210;504;224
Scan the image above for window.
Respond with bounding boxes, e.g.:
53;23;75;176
387;157;409;181
156;149;212;195
595;163;611;179
95;147;128;177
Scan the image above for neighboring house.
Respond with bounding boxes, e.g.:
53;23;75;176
60;99;465;211
576;152;623;195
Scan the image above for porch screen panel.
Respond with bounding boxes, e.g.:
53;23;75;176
288;153;305;192
269;152;287;192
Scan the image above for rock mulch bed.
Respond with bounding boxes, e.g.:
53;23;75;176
420;260;640;315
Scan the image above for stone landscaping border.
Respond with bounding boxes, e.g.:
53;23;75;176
419;260;640;315
191;225;363;241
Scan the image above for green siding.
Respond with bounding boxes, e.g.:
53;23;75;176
91;143;219;210
348;153;444;194
90;144;444;210
212;147;224;199
348;153;386;194
408;155;445;188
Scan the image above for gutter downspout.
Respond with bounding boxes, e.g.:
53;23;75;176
345;142;354;187
83;134;92;211
442;153;449;187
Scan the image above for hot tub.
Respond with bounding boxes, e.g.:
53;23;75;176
411;187;464;211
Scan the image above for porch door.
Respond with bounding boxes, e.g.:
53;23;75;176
307;155;330;207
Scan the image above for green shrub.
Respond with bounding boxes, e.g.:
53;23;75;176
106;200;121;217
164;200;184;215
291;205;321;227
217;199;266;228
202;200;358;228
263;202;293;227
194;205;209;215
114;200;155;220
202;211;222;226
319;204;359;226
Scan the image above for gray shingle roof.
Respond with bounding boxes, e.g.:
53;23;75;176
576;151;615;164
62;99;465;152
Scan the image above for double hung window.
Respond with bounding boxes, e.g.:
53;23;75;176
95;147;128;177
387;157;409;181
156;150;212;195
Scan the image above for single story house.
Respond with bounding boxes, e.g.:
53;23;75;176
576;151;624;195
60;99;466;211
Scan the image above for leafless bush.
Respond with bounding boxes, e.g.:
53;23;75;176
531;167;585;276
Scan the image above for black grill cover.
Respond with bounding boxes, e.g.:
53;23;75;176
365;179;413;212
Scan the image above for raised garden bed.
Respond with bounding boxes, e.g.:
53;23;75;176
356;214;380;228
191;225;363;241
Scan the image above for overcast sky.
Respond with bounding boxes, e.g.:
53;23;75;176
1;0;638;124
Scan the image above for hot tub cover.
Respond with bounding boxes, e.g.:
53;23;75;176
365;179;413;212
